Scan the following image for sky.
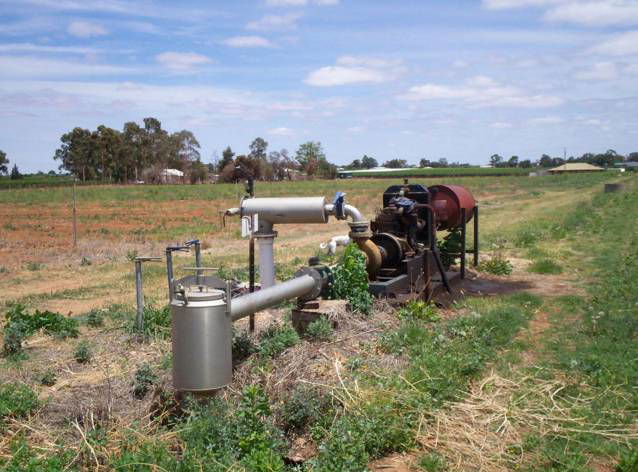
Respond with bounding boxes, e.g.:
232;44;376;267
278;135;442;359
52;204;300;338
1;0;637;172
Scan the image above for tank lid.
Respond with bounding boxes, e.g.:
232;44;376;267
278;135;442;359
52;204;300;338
182;286;225;301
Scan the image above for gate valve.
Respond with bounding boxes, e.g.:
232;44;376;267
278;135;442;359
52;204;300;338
333;191;346;220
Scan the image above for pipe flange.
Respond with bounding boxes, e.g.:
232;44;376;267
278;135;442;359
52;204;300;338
253;231;278;239
348;221;372;239
293;267;323;301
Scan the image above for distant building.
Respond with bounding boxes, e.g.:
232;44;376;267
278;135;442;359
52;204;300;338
547;163;604;174
160;168;185;184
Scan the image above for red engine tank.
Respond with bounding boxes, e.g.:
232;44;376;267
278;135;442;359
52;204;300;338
428;184;476;230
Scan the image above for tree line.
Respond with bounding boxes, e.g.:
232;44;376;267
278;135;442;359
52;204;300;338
214;139;337;182
343;149;638;171
53;118;205;183
488;149;637;169
50;117;337;183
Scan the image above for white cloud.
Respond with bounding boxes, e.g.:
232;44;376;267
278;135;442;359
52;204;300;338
588;31;638;56
0;43;100;54
574;61;618;80
155;52;212;72
528;115;564;124
246;13;302;30
305;55;402;86
544;1;638;26
11;0;213;20
484;0;638;26
347;125;366;133
491;121;513;128
452;59;468;68
483;0;564;9
222;36;274;48
67;20;108;38
265;0;339;5
0;56;137;78
401;76;564;108
267;126;294;136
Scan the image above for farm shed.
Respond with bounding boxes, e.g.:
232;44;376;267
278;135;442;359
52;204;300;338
160;168;185;183
547;163;604;174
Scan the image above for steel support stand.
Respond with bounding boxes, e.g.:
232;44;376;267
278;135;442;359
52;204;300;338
460;208;467;279
473;205;479;267
135;260;144;332
249;237;255;332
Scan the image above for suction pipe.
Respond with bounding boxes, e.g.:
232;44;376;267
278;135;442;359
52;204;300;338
229;273;316;321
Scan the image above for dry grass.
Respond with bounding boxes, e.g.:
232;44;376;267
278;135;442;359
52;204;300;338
417;372;638;471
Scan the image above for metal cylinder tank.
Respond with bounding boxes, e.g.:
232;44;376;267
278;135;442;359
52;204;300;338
240;197;328;224
171;286;232;392
428;184;476;230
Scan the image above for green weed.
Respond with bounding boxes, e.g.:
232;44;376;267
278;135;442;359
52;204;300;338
132;364;158;399
305;316;334;341
73;341;91;364
232;329;256;364
0;383;38;424
279;385;332;434
528;258;563;274
398;300;439;322
25;261;43;271
257;321;299;358
331;243;373;315
478;254;513;275
85;308;104;327
80;257;92;266
39;369;57;386
418;452;447;471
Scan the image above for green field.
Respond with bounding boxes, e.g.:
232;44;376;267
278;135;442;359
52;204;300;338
339;166;531;178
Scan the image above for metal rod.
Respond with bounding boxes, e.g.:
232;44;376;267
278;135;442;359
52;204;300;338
135;260;144;332
460;208;467;279
473;205;479;267
194;240;202;285
249;236;255;332
72;177;77;248
166;248;174;302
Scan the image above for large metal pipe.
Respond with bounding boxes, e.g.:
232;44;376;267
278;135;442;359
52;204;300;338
241;197;328;225
256;236;276;288
230;274;316;321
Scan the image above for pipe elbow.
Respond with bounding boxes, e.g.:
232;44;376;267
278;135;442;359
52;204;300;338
344;204;364;222
355;239;382;280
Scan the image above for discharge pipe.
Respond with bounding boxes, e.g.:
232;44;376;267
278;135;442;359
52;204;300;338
226;194;381;287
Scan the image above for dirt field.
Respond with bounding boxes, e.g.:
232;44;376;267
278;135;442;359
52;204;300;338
1;172;635;471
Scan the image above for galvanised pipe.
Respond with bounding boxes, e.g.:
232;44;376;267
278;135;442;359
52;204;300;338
256;235;276;289
241;197;328;226
230;274;316;321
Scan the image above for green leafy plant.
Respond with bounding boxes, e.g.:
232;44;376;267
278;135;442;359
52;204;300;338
73;341;92;364
528;258;563;274
258;321;299;358
419;452;447;471
80;257;92;267
331;243;373;315
3;305;79;356
279;385;332;434
0;383;38;423
398;300;440;322
232;329;256;364
39;369;56;387
132;364;158;399
305;316;334;341
479;255;513;275
85;308;104;328
25;261;43;271
0;266;8;274
128;305;171;338
439;228;462;269
2;322;27;356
